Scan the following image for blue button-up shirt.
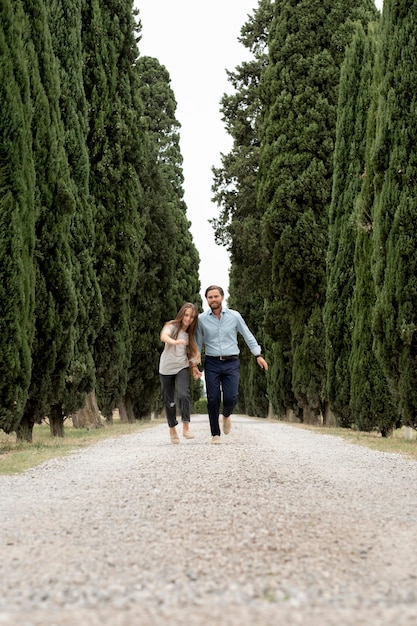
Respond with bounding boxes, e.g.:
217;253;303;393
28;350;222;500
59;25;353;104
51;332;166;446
195;308;261;357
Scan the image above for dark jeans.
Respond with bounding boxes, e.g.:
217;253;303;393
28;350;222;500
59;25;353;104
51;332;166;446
204;357;240;436
159;367;191;428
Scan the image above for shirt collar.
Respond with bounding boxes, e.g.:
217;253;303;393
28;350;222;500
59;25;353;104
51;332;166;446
208;306;226;317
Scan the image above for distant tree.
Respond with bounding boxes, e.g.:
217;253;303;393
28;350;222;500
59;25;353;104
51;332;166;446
121;56;201;421
136;57;200;310
371;0;417;429
0;0;36;434
211;0;273;416
119;56;173;422
258;0;378;422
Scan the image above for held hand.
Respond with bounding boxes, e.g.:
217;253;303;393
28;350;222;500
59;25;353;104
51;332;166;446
176;339;186;345
257;356;269;371
192;368;202;380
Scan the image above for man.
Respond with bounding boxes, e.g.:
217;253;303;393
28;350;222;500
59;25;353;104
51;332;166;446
194;285;268;444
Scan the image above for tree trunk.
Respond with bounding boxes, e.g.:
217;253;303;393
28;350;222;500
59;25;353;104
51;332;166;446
16;411;35;443
301;403;321;426
118;400;128;423
380;426;393;438
119;395;135;423
50;404;65;437
71;391;103;429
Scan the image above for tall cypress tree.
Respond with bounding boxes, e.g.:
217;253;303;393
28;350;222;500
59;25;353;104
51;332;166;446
371;0;417;429
16;0;103;439
121;56;201;421
136;57;200;310
82;0;145;419
347;21;397;435
0;0;36;434
118;56;171;422
324;22;372;427
46;0;103;434
211;0;273;417
18;0;78;440
258;0;378;421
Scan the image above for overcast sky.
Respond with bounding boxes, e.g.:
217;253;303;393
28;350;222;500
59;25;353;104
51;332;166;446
135;0;383;309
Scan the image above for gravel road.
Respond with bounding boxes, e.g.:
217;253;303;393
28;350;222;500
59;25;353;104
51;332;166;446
1;414;417;626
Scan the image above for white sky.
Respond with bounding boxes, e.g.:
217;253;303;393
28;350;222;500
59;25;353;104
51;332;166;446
135;0;383;309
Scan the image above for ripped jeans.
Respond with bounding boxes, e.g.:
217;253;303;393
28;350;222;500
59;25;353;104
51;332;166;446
159;367;191;427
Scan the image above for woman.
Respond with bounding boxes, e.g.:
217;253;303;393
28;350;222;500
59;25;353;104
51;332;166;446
159;303;201;444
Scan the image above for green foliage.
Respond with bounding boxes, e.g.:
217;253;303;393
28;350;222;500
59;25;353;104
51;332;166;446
0;0;36;432
238;353;269;417
0;1;201;437
345;21;398;435
325;22;371;426
4;0;417;440
212;0;273;416
371;0;417;428
292;304;326;416
193;398;208;414
82;0;145;418
190;377;203;409
135;56;201;315
258;0;378;421
123;56;201;421
47;0;103;418
17;0;79;442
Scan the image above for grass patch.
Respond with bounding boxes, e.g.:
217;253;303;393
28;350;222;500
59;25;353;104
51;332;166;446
281;422;417;462
0;417;164;476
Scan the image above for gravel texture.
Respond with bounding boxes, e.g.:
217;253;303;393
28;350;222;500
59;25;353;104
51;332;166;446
1;414;417;626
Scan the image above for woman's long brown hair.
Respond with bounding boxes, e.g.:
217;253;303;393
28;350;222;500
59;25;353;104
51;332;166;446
163;302;200;363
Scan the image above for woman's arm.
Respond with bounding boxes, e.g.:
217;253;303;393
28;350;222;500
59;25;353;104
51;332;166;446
160;325;185;345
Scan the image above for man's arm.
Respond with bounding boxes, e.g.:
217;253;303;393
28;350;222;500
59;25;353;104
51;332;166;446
235;312;261;355
236;312;269;371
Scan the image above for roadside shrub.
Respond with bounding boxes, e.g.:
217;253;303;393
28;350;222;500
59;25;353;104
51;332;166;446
193;398;208;414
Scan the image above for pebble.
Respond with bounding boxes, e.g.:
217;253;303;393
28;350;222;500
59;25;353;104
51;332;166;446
1;415;417;625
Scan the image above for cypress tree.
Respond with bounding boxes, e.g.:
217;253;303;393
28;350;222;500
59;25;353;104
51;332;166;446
118;56;171;422
16;0;101;439
347;21;397;435
258;0;378;422
46;0;103;434
121;56;201;421
324;22;371;427
371;0;417;429
0;0;36;434
136;57;200;310
17;0;78;440
82;0;145;420
211;0;273;417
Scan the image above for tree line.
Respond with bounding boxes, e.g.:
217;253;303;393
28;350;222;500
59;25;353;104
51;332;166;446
0;0;200;440
213;0;417;436
2;0;415;442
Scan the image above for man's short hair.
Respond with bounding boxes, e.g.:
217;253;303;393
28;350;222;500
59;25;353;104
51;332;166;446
205;285;224;298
